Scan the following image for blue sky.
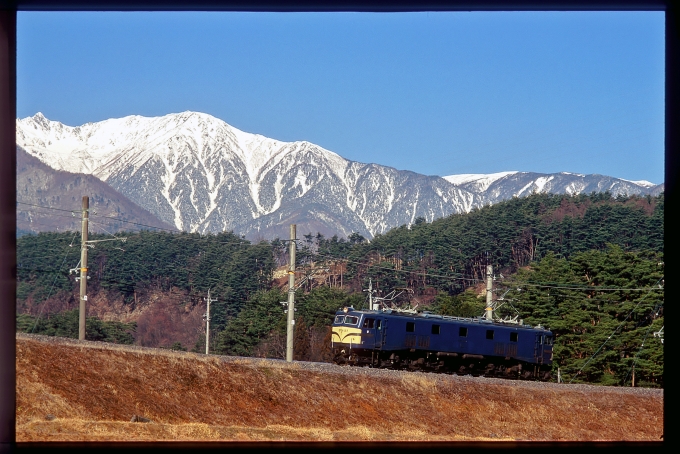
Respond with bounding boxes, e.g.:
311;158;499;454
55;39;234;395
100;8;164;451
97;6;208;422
17;11;664;184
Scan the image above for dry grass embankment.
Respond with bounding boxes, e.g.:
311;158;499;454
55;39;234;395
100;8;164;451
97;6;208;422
16;333;663;442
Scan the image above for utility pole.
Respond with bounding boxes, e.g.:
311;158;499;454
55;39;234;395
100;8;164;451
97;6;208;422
485;264;493;321
79;196;89;340
364;278;375;310
632;365;635;387
286;224;296;362
204;289;217;355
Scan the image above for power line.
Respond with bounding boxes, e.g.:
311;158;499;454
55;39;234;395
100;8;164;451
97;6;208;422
313;250;665;292
87;219;131;240
17;253;79;261
497;291;664;312
17;200;180;232
16;201;79;214
30;232;80;334
17;222;80;233
17;209;84;221
621;302;664;386
567;277;664;384
509;282;664;292
18;228;254;255
89;213;180;232
314;252;482;284
16;206;665;297
18;225;663;294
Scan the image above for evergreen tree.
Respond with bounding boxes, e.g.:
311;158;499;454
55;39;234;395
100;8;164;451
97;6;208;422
506;246;663;387
17;310;136;344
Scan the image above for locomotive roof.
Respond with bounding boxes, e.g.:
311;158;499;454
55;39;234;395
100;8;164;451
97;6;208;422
335;308;551;332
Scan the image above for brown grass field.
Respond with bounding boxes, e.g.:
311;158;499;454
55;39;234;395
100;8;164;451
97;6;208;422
15;333;664;442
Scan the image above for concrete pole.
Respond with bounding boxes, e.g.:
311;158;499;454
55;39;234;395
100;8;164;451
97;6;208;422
286;224;296;362
205;289;211;355
204;289;217;354
79;196;89;340
485;264;493;321
632;365;635;387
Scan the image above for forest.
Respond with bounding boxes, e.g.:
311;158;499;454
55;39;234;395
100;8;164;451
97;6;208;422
16;191;664;387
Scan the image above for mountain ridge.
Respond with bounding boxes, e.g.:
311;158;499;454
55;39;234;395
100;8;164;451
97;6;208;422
16;145;176;236
17;111;663;240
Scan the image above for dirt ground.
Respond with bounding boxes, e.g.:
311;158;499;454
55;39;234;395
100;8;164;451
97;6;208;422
15;333;664;442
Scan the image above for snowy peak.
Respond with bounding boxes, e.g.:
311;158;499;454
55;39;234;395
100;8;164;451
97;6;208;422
443;170;662;205
443;171;519;191
16;112;663;240
31;112;49;129
17;111;477;238
621;178;655;188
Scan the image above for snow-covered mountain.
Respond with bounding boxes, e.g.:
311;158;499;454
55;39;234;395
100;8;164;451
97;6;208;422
16;145;176;236
443;171;664;204
16;112;481;239
16;111;663;240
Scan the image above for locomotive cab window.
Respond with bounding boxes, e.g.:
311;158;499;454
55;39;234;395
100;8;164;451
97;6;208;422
376;319;382;330
459;327;468;337
334;315;344;324
486;330;494;340
510;332;518;342
344;316;359;325
432;324;440;335
406;322;415;332
546;336;553;345
363;318;375;328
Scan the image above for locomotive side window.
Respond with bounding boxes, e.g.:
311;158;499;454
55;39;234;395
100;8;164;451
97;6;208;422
486;330;494;340
334;315;344;324
432;324;440;335
459;327;468;337
363;318;375;328
406;322;415;332
376;320;382;330
345;316;359;325
510;332;518;342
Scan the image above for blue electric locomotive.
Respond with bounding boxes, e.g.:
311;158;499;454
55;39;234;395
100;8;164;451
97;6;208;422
331;307;554;380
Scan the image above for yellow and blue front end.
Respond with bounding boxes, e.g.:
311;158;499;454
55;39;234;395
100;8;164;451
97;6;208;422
331;308;365;364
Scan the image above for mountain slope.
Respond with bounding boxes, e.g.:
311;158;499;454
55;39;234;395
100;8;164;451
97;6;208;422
16;112;481;239
16;145;175;236
17;111;662;239
444;171;664;203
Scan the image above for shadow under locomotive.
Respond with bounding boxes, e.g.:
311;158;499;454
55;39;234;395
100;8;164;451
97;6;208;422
331;307;554;380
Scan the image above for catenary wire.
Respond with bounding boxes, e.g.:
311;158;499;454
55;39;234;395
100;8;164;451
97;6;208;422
567;277;663;383
30;232;80;334
622;302;664;386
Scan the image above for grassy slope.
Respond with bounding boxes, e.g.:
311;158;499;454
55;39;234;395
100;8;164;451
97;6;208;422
16;334;663;442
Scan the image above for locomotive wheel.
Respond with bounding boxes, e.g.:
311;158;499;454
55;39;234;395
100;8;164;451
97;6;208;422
333;354;347;365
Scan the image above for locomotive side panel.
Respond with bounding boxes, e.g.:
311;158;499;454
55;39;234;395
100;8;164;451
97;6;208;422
331;309;554;381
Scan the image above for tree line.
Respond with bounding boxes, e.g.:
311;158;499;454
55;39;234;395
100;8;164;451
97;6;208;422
16;192;663;386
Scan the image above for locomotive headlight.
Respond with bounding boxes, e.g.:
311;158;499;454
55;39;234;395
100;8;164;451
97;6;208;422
343;307;349;313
